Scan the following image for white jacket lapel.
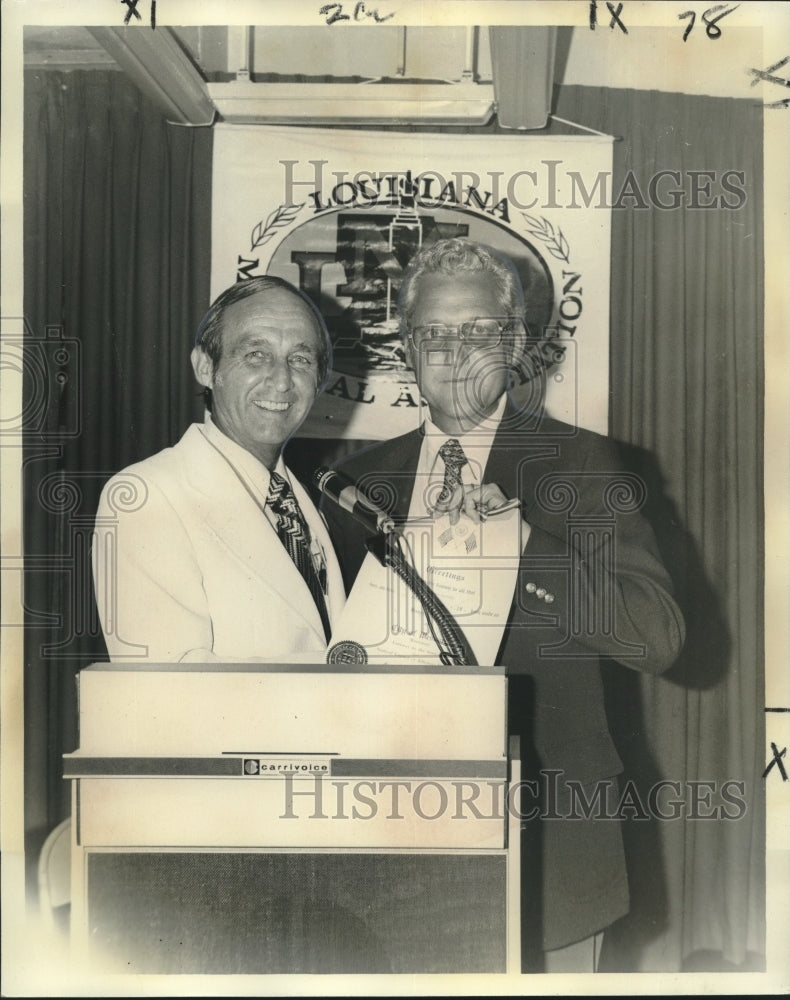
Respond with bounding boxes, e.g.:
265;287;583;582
177;427;326;644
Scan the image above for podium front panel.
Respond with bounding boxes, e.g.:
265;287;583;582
86;851;507;974
65;664;518;974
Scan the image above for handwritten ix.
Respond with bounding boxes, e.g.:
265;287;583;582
589;2;741;40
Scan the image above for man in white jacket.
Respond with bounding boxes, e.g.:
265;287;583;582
92;276;345;663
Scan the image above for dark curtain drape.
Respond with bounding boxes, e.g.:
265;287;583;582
22;69;212;886
552;87;764;972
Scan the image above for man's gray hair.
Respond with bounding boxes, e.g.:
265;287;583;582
397;238;526;337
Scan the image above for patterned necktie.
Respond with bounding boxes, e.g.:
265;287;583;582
267;471;331;642
438;438;468;504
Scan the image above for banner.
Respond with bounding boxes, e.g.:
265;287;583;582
212;125;614;438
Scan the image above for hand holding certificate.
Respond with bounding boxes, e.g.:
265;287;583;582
430;481;520;525
328;497;527;666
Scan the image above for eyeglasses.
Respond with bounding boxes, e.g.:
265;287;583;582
408;317;524;348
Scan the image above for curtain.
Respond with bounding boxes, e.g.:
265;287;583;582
552;87;764;971
22;69;213;886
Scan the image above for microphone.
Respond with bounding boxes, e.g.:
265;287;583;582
314;467;398;536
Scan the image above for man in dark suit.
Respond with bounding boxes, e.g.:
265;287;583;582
321;237;685;972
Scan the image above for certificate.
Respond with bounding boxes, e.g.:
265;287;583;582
329;507;524;666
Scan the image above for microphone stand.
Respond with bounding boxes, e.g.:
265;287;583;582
365;531;478;668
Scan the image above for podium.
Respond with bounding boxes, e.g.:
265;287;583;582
64;663;520;974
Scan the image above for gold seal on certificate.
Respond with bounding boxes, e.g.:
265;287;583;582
326;639;369;664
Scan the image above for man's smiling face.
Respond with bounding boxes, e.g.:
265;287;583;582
191;287;323;469
406;271;519;436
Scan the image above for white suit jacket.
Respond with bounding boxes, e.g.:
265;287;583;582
92;423;345;663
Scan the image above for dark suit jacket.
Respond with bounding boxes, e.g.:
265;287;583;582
322;405;685;949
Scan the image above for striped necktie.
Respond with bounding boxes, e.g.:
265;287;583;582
438;438;468;504
267;471;331;642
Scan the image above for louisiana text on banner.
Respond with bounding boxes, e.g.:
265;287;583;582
211;125;614;439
